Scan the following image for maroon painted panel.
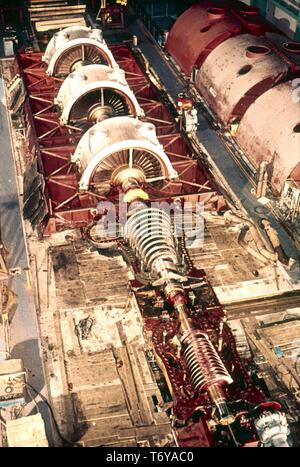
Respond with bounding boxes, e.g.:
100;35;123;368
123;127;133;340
166;1;242;76
18;46;221;234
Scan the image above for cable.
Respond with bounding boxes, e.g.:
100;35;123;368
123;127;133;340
25;383;82;447
0;418;6;429
26;384;40;414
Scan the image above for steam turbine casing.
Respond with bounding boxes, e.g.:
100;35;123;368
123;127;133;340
72;116;178;193
42;26;118;77
236;81;300;193
195;34;289;126
55;64;144;125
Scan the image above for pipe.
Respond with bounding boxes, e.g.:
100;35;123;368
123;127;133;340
238;226;268;264
256;161;268;198
132;35;138;47
261;219;280;249
224;211;278;262
261;219;290;265
261;170;268;198
248;224;277;262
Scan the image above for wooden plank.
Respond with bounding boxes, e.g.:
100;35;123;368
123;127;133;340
35;16;86;27
31;12;86;21
29;5;86;13
34;15;86;23
28;2;69;11
29;0;68;4
35;20;86;32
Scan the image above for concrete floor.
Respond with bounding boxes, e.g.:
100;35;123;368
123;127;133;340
29;232;175;447
188;215;299;303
